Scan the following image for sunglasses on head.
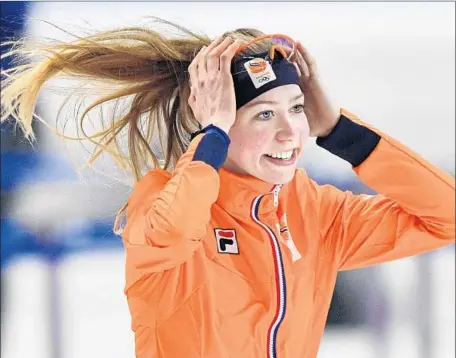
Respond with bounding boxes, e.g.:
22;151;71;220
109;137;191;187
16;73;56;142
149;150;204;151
232;34;297;76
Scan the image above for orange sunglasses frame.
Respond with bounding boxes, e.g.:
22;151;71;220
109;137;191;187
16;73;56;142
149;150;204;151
235;33;296;61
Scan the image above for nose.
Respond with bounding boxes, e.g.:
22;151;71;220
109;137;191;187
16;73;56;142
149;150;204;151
275;113;297;142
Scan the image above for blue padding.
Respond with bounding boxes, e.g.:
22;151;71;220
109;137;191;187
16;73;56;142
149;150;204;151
1;151;77;192
1;216;122;267
1;218;41;267
316;115;381;168
192;126;231;171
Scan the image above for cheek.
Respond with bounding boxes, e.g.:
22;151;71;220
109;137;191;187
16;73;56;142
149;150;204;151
228;127;270;158
298;116;310;142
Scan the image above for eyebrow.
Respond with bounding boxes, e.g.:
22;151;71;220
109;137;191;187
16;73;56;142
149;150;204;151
245;93;304;109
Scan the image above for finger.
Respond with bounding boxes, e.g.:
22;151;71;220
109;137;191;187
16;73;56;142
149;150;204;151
293;62;302;77
286;46;301;76
207;37;234;73
188;93;196;109
187;80;196;108
297;42;316;66
196;45;211;79
198;36;224;74
219;39;243;74
295;42;310;78
297;42;317;75
189;45;207;83
189;85;196;101
204;35;225;55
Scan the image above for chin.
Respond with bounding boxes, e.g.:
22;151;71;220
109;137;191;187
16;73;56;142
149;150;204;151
260;168;296;185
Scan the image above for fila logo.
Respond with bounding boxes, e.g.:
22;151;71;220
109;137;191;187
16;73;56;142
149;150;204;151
214;228;239;255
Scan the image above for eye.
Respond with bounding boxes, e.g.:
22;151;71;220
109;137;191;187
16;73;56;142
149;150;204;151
291;104;305;113
256;110;274;120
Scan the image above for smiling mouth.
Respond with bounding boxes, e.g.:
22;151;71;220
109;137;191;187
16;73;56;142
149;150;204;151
263;148;299;166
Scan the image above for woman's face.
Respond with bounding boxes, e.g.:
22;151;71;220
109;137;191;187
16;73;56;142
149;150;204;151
224;84;309;184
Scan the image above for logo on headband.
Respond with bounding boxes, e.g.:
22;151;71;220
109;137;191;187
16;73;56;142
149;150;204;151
247;59;268;73
244;58;276;89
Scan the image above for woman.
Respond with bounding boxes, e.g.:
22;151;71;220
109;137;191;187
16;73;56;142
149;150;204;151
1;19;454;358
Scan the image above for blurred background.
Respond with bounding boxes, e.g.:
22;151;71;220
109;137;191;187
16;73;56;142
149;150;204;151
1;2;454;358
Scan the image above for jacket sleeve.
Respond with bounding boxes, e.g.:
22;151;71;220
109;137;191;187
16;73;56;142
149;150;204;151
316;109;455;271
122;126;230;289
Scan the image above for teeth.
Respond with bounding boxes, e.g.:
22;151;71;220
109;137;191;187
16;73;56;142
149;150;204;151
266;149;294;160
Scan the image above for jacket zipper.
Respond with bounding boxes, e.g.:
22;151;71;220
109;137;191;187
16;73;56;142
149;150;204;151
250;185;286;358
272;185;281;207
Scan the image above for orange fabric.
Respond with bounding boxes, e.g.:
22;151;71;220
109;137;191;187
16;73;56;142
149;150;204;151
122;110;455;358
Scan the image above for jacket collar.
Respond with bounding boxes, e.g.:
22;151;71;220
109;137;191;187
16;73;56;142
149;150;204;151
217;167;291;218
140;165;293;219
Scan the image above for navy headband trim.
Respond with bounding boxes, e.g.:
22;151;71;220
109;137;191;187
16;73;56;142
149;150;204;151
231;50;301;110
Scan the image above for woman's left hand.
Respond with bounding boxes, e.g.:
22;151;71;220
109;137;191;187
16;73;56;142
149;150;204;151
292;42;340;137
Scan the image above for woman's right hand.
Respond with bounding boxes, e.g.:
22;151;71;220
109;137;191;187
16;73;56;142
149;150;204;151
188;36;242;134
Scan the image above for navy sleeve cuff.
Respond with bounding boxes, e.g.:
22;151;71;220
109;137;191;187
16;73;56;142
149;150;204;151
316;114;381;167
192;124;231;171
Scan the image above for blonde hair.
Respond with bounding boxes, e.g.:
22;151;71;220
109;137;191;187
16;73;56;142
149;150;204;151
0;17;271;231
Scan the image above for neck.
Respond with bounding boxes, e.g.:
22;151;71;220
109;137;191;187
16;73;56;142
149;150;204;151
217;167;291;217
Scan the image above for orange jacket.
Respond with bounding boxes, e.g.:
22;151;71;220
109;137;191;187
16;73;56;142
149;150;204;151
122;110;455;358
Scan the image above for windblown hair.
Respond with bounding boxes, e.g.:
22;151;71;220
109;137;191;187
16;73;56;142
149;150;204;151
0;17;271;231
1;17;270;176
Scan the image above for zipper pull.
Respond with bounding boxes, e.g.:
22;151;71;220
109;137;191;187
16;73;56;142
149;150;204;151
272;185;282;207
